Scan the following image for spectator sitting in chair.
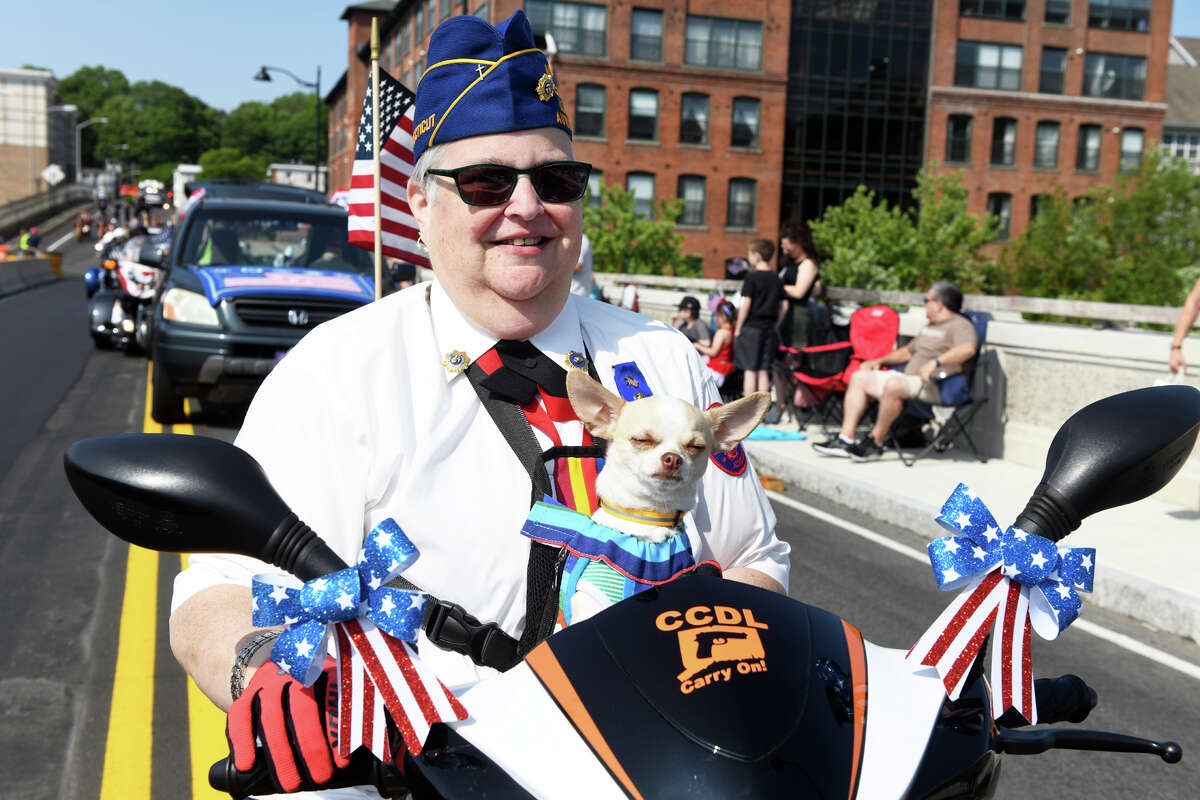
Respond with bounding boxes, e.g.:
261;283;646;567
669;295;711;345
814;281;977;462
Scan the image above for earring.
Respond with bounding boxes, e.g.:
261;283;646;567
416;232;428;253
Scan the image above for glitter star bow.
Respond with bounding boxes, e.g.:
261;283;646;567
905;484;1096;724
252;519;467;759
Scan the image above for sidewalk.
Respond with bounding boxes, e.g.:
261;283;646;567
743;423;1200;645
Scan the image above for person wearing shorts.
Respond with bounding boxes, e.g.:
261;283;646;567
814;282;978;461
733;239;786;398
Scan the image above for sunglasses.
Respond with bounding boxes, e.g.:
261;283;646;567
427;161;593;206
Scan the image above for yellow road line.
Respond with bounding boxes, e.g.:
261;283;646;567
98;544;158;800
144;361;195;435
183;554;232;800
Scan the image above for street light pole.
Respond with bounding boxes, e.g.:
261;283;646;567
254;65;323;194
75;116;109;184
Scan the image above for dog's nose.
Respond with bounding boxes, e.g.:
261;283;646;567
661;452;682;472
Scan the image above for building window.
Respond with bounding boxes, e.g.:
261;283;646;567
1045;0;1070;23
1030;193;1050;221
631;9;663;61
1163;132;1200;166
960;0;1025;21
526;1;607;57
1076;124;1102;170
628;89;658;141
685;16;763;71
956;42;1023;91
1121;127;1144;172
416;6;424;38
727;178;756;228
440;0;452;20
680;93;709;145
1083;52;1146;100
1088;0;1150;32
731;97;761;148
1034;121;1060;168
946;114;972;163
991;117;1017;166
574;84;605;138
987;193;1012;240
1040;48;1067;94
472;2;489;20
586;170;604;207
677;175;706;226
427;0;437;32
627;172;655;217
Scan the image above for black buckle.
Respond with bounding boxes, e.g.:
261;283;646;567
424;599;520;672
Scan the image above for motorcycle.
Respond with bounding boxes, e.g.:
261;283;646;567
75;211;95;242
63;385;1196;799
84;235;164;353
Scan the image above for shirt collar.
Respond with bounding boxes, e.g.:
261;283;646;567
430;282;586;383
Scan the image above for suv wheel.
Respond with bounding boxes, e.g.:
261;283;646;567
151;360;186;424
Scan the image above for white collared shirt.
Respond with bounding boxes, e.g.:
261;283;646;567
173;280;788;690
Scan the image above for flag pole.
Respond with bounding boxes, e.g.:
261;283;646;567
371;18;383;301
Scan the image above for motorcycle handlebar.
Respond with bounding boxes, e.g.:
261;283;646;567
208;748;408;799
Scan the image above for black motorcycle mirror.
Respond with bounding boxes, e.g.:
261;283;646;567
63;433;346;581
1013;384;1200;541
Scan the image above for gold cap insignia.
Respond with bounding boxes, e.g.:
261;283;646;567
443;350;471;374
564;351;589;371
536;71;557;103
623;375;641;389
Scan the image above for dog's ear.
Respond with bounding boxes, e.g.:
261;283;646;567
566;370;625;439
707;392;770;451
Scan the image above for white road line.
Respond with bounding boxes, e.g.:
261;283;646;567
767;490;1200;681
47;231;74;252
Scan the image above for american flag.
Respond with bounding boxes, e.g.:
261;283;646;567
347;71;429;268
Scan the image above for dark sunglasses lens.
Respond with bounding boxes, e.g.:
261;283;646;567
533;164;590;203
455;166;517;205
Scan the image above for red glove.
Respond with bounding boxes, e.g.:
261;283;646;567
226;657;350;792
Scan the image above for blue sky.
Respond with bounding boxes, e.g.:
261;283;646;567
7;2;1200;113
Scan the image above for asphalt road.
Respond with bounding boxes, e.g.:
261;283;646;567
0;219;1197;798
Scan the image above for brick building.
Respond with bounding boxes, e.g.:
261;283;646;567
0;68;56;205
329;1;790;278
926;0;1172;241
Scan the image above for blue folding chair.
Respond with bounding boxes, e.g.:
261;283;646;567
890;310;989;467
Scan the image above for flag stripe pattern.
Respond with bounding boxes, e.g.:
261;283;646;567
347;70;430;268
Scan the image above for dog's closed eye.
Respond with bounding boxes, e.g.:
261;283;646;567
630;432;659;450
681;437;706;456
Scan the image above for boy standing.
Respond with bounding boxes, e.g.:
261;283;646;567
733;239;786;399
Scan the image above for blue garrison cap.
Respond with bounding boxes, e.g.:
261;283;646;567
412;10;572;163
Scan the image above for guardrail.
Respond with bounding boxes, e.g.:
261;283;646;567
592;273;1189;328
0;255;62;297
0;185;93;242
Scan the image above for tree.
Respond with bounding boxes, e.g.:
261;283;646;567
808;170;999;294
94;81;221;172
57;66;131;168
197;148;267;181
582;183;694;276
1003;149;1200;306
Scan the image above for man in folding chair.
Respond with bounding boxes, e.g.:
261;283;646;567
814;282;977;461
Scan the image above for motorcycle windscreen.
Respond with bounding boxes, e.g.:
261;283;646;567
525;575;868;799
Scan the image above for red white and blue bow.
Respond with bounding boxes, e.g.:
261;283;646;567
252;519;468;760
906;484;1096;723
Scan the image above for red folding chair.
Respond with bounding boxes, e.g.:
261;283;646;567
774;304;900;430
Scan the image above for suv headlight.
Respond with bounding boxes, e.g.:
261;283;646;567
162;288;219;326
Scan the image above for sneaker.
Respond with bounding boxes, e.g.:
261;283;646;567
813;435;854;457
847;437;885;462
762;404;784;425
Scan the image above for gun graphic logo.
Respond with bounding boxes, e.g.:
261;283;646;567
676;625;765;682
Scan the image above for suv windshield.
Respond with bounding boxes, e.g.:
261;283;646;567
179;208;372;275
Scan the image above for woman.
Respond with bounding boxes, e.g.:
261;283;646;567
778;221;822;349
695;300;736;387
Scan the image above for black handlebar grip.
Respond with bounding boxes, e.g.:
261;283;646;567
209;749;409;799
1036;674;1098;724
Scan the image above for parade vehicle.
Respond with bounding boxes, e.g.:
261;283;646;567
84;234;166;352
64;385;1194;799
147;189;375;423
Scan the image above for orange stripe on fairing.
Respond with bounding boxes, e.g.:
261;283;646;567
842;620;868;800
525;643;645;800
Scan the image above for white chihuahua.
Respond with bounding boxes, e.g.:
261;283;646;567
556;371;770;623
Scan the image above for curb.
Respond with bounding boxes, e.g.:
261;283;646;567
744;441;1200;644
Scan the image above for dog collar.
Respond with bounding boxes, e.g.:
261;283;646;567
598;500;683;529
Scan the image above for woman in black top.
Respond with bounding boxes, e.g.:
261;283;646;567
778;221;822;348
